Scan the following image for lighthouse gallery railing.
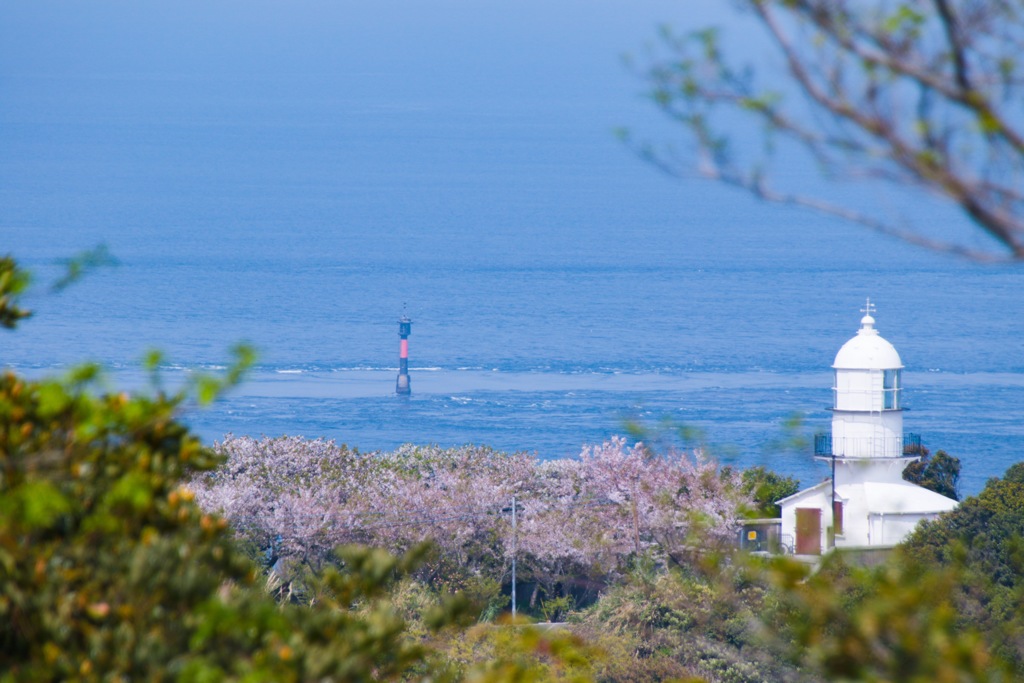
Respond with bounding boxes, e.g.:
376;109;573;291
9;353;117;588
814;433;922;457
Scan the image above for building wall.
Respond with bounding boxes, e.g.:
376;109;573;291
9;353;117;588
834;461;917;547
868;513;932;546
835;368;873;411
833;482;869;547
780;487;832;555
784;471;948;551
737;519;783;553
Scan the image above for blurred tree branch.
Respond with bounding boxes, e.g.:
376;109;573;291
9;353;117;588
52;244;118;293
632;0;1024;261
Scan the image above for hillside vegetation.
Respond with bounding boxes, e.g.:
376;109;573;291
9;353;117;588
2;256;1021;681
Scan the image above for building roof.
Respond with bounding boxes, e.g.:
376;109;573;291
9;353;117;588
854;480;959;514
833;312;903;370
777;473;958;514
776;480;832;506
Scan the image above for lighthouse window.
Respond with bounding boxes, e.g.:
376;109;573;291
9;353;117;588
883;369;901;410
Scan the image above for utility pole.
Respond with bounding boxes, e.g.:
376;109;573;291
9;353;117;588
502;496;519;618
831;450;837;549
631;483;641;555
511;496;517;619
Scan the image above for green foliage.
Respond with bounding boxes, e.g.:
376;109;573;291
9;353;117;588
0;259;419;680
762;551;1015;682
901;461;1024;669
0;367;229;677
540;594;575;623
576;563;793;683
738;466;799;518
1;246;118;330
441;619;593;683
902;446;961;500
0;256;31;330
573;540;1020;682
0;362;469;680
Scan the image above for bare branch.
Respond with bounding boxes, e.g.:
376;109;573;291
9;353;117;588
788;0;1024;156
757;1;1024;255
636;1;1024;260
631;140;1010;263
933;0;972;92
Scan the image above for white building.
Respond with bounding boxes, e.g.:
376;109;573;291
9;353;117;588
778;302;958;555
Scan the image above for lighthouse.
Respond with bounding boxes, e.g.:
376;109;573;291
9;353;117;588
777;301;957;555
396;316;412;395
827;299;909;458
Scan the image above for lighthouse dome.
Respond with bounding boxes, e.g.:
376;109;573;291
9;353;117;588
833;313;903;370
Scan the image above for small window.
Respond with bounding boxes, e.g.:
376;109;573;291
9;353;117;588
883;369;901;410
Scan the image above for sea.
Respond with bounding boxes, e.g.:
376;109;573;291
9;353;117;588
2;1;1022;497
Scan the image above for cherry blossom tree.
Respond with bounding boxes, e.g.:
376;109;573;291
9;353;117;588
191;436;750;604
575;438;745;565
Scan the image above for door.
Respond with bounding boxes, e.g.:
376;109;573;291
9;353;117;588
796;507;822;555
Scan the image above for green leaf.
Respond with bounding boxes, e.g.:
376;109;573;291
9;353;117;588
144;349;165;371
0;255;32;329
4;481;72;529
36;382;70;417
104;472;154;513
196;377;221;406
882;5;925;34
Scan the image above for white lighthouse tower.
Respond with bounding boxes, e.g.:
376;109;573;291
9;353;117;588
830;299;906;459
778;301;958;555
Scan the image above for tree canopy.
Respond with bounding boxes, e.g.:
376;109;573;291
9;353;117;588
637;0;1024;261
900;461;1024;669
0;321;447;680
737;464;800;517
902;446;961;500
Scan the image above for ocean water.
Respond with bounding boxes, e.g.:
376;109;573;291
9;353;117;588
3;1;1023;496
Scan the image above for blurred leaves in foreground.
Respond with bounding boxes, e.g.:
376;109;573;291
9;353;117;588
51;244;119;293
0;255;31;330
